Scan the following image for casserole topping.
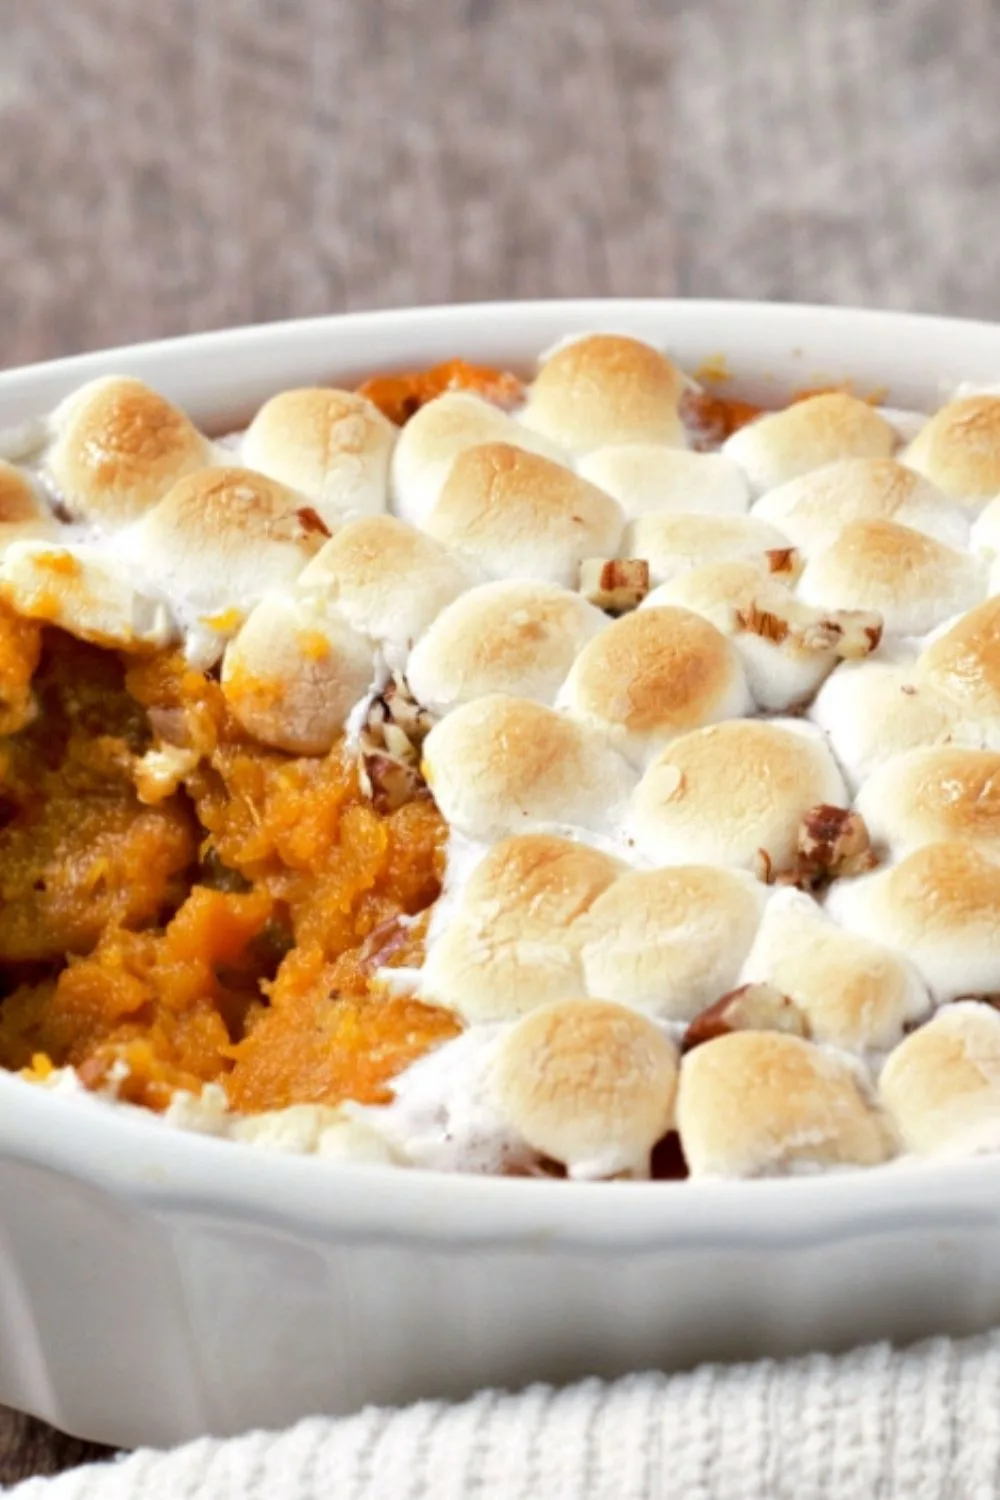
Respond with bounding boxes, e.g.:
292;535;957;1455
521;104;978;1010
3;332;1000;1180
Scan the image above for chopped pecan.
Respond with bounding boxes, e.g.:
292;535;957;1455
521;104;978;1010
771;804;878;890
682;982;808;1053
579;557;650;614
735;602;789;644
359;751;429;815
793;609;883;661
296;506;332;538
765;546;801;579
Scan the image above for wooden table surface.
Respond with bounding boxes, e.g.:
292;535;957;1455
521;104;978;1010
3;0;1000;1483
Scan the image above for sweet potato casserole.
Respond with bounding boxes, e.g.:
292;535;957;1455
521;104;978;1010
3;335;1000;1180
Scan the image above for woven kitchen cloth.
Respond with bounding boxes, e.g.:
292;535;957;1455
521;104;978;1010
5;1332;1000;1499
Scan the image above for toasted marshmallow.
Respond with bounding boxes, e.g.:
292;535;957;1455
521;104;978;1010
559;605;751;766
649;562;881;712
857;748;1000;859
629;719;847;870
879;1003;1000;1155
810;659;958;789
751;459;969;554
492;998;679;1178
724;394;896;496
520;334;685;454
827;841;1000;1002
297;514;472;667
421;694;635;842
740;888;929;1053
422;834;624;1022
391;392;564;529
45;376;212;527
423;443;623;587
118;467;323;664
969;494;1000;560
0;463;59;550
240;387;395;525
677;1031;893;1177
577;444;748;520
577;865;765;1020
0;540;174;651
221;590;375;754
622;512;791;588
407;580;606;713
797;519;984;636
917;597;1000;726
902;396;1000;508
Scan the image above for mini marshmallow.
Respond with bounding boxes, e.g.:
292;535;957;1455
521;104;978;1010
629;718;847;871
856;747;1000;859
809;658;958;789
622;512;792;588
407;580;606;713
902;396;1000;508
45;376;212;527
492;997;679;1178
422;443;624;587
969;494;1000;560
0;463;60;550
391;391;565;529
879;1003;1000;1156
221;590;375;754
422;834;624;1023
751;459;969;554
297;514;473;667
117;466;324;664
723;393;896;496
0;540;174;651
917;596;1000;727
826;841;1000;1002
520;334;686;454
240;387;396;526
577;444;749;520
576;864;765;1020
421;693;635;842
797;519;985;636
677;1031;894;1177
558;605;751;766
739;887;930;1053
649;562;882;712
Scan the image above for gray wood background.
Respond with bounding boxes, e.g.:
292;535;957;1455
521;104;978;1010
3;0;1000;1482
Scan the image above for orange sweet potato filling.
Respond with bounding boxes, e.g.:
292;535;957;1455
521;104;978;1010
357;358;525;425
0;628;458;1113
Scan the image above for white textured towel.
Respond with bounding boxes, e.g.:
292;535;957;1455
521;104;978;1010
6;1333;1000;1499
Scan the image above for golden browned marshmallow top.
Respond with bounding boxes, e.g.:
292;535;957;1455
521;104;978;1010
421;693;635;842
559;605;751;765
297;514;473;663
46;376;212;527
423;442;623;587
492;997;679;1177
857;747;1000;859
407;580;606;713
903;396;1000;507
629;718;847;870
724;393;897;495
422;834;624;1023
576;864;764;1020
521;334;686;453
879;1002;1000;1154
797;518;984;636
241;387;396;525
917;596;1000;721
826;841;1000;1002
677;1031;894;1177
752;458;968;553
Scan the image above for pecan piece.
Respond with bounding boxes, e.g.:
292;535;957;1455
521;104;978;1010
360;751;429;815
682;983;808;1053
765;546;801;580
796;804;876;879
735;602;789;644
579;557;650;615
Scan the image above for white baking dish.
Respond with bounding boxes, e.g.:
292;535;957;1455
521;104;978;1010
3;300;1000;1450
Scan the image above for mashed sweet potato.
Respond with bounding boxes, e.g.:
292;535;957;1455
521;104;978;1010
0;626;457;1112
